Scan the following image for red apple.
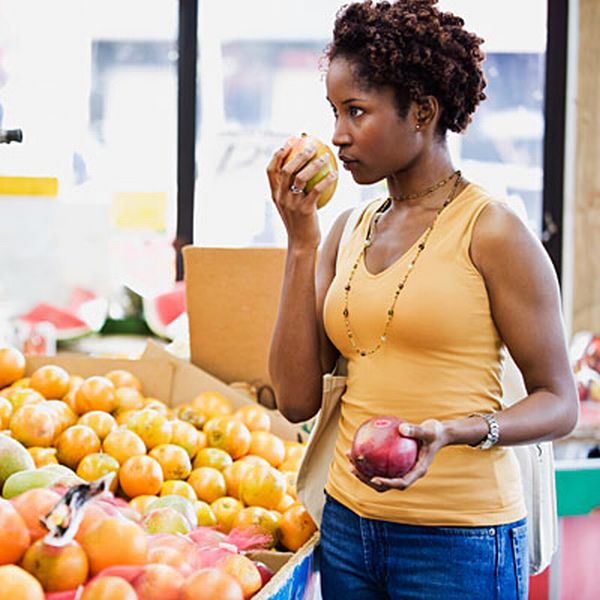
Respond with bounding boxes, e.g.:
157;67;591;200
350;416;418;479
254;561;274;586
284;133;338;208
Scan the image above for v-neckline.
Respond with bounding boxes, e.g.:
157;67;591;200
361;184;470;278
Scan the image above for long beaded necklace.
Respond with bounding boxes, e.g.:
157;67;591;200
342;171;462;357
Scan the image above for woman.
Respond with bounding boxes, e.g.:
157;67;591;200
267;1;578;598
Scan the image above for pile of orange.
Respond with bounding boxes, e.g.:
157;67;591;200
0;345;318;597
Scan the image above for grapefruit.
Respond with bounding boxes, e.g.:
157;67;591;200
0;434;35;487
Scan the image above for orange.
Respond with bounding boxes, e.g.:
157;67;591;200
234;404;271;432
81;575;138;600
247;430;285;467
4;387;45;410
75;376;116;414
119;454;164;497
238;463;286;510
180;567;244;600
275;493;297;513
220;553;263;599
21;539;89;592
113;387;145;414
210;496;244;533
148;443;192;480
278;504;317;551
129;494;159;516
0;565;44;600
127;409;172;449
279;455;302;472
62;388;79;414
0;497;30;565
191;390;233;419
0;347;26;388
239;454;271;469
194;500;218;526
204;417;251;459
105;369;143;392
67;374;84;393
10;404;56;447
10;487;60;542
147;544;187;569
9;376;31;389
284;440;306;461
76;453;120;492
188;466;227;504
80;517;148;575
174;403;207;429
170;419;203;458
231;506;279;548
44;399;77;433
102;427;146;464
55;425;101;469
73;502;109;545
27;446;58;467
78;410;117;440
115;409;137;426
29;365;70;400
160;480;197;502
132;563;183;600
223;460;253;499
143;397;170;415
193;447;233;471
0;397;12;429
282;470;298;499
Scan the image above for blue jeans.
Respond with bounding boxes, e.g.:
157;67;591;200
318;494;528;600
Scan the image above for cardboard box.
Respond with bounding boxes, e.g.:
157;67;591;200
183;246;286;389
25;341;318;600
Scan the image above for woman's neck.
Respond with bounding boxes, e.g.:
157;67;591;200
386;145;455;209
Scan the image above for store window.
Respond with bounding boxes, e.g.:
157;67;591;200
193;0;547;246
0;0;178;319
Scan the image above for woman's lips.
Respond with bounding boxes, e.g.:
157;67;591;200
340;158;358;170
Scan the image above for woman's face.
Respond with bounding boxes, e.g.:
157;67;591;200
326;57;422;185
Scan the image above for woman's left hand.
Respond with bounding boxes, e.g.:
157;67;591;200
348;419;449;493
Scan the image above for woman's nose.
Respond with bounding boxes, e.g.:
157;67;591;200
332;120;351;148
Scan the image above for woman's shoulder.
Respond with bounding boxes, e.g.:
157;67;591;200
458;183;530;235
468;186;542;272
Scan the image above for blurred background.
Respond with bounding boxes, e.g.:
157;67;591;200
0;0;547;311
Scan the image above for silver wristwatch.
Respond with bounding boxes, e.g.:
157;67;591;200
471;412;500;450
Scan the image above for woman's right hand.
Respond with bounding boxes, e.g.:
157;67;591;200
266;137;338;250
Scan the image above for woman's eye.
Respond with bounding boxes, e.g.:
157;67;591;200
349;106;364;118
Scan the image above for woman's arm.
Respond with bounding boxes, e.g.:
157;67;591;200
266;141;346;423
442;201;579;446
352;201;579;493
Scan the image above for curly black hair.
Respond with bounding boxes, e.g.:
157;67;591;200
324;0;487;134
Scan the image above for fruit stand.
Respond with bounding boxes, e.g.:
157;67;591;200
0;342;319;599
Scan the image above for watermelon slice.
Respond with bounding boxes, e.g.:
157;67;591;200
142;281;186;340
18;289;109;343
19;303;91;342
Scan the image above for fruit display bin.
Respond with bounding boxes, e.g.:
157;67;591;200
24;340;319;600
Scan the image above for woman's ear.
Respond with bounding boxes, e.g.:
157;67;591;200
413;96;439;131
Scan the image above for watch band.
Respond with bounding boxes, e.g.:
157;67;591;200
470;412;500;450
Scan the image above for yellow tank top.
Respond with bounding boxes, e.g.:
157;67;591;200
323;184;526;526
